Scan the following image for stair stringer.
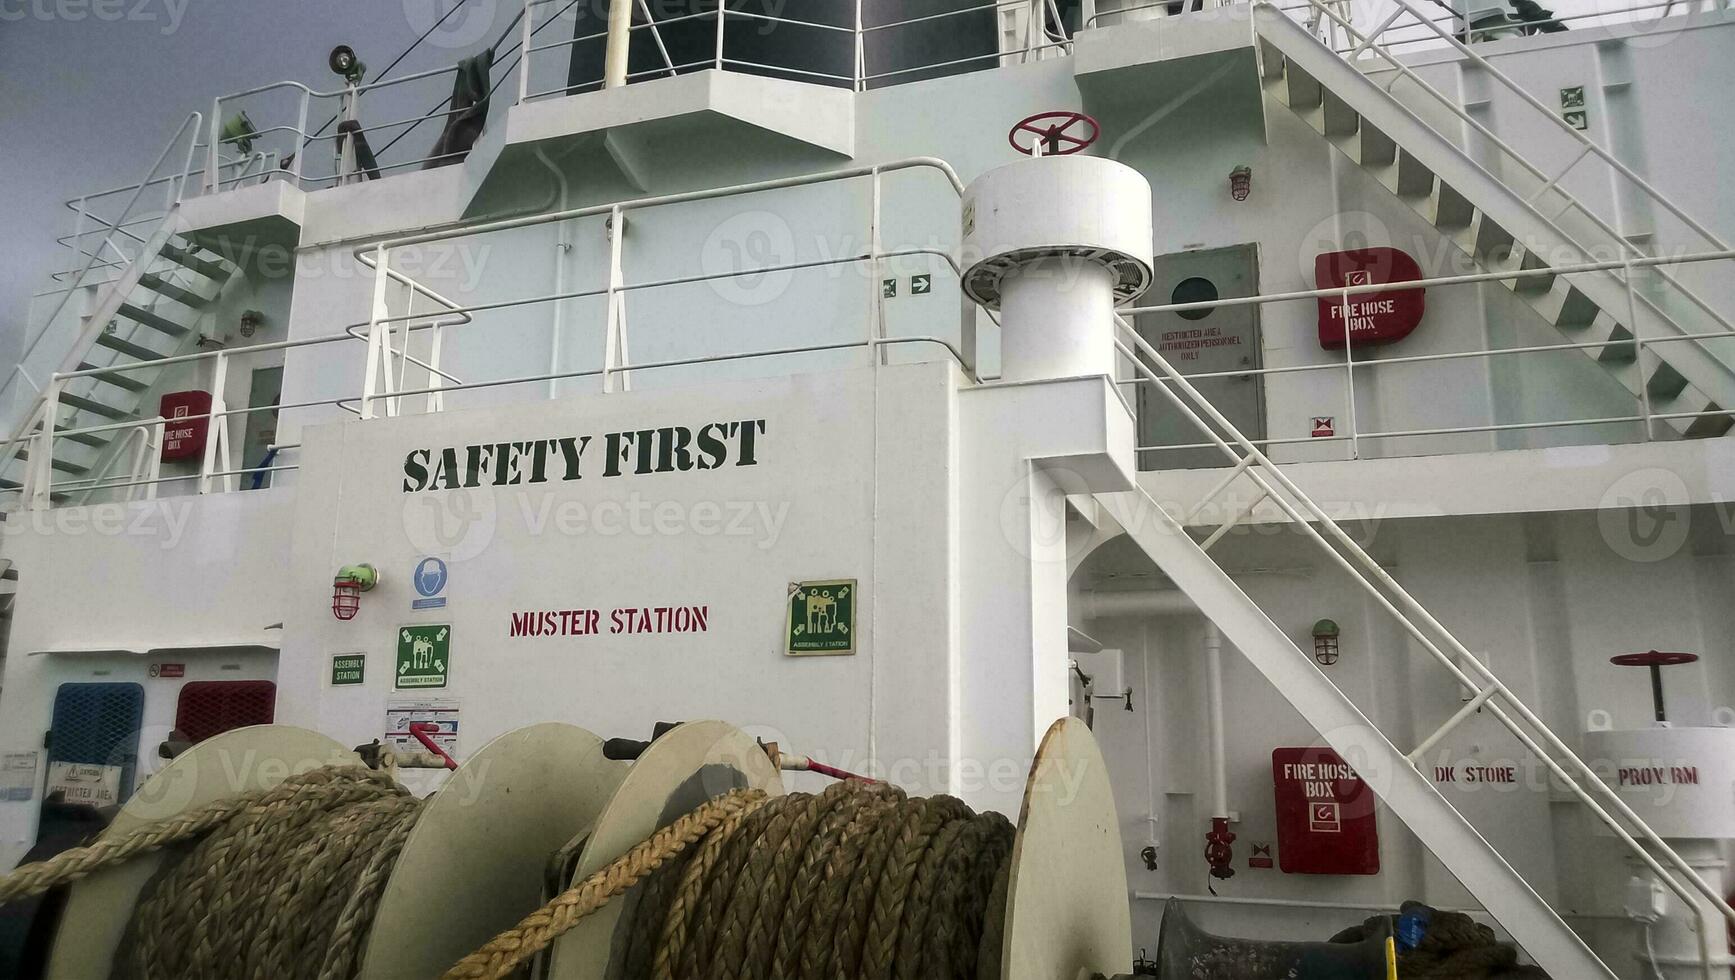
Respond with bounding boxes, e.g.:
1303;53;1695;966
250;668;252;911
1094;487;1616;980
1253;5;1735;436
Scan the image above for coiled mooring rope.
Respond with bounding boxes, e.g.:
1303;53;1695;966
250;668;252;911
0;770;1015;980
444;779;1016;980
0;766;421;980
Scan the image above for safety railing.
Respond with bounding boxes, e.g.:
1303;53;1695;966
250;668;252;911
518;0;1073;99
1342;0;1732;52
1112;307;1735;979
351;157;975;419
1294;0;1734;311
1118;247;1735;463
0;114;205;462
5;157;976;507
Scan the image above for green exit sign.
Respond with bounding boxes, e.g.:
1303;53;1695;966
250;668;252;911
331;653;366;686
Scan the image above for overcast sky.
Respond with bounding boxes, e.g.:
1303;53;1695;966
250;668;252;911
0;0;525;363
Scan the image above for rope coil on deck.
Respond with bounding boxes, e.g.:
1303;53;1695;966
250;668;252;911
0;766;421;980
444;779;1015;980
0;769;1015;980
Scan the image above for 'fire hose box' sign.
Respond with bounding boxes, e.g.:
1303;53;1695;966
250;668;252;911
1272;746;1380;875
159;390;213;461
1315;248;1425;349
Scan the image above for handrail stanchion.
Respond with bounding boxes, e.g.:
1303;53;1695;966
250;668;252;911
29;383;62;511
1625;260;1655;441
1341;286;1360;458
607;0;635;86
207;99;222;194
519;0;537;103
361;244;391;419
713;0;727;73
602;205;630;391
293;89;310;186
143;420;165;501
198;352;237;495
854;0;866;91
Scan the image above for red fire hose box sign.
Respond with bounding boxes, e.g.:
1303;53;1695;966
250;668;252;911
159;390;212;461
1316;248;1425;349
1272;746;1380;875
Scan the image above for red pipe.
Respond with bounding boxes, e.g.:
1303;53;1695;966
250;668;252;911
408;722;459;771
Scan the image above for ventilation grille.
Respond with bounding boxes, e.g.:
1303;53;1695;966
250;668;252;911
47;682;145;803
175;680;276;744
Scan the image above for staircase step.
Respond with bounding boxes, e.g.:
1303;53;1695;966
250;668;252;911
1285;64;1324;111
1646;359;1690;400
77;363;149;393
56;424;114;449
58;392;131;420
15;448;91;476
1395;149;1435;200
158;240;233;282
1257;39;1286;81
1471;216;1516;266
1434;182;1476;231
1598;322;1637;364
1356;119;1397;169
95;331;169;361
1321;90;1359;139
117;301;191;337
1512;249;1556;293
137;272;212;309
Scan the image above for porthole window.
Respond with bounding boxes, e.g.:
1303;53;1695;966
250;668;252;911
1172;277;1218;321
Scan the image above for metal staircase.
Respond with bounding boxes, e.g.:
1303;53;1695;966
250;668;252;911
0;114;236;507
1101;310;1735;978
1256;0;1735;438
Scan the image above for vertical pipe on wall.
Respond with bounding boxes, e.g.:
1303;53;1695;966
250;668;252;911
1204;622;1229;818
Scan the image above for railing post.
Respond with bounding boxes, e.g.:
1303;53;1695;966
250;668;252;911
1340;286;1360;459
361;244;391;419
712;0;727;73
602;207;631;391
1025;0;1042;61
143;419;164;501
519;0;536;103
607;0;635;86
1624;260;1655;441
207;98;222;194
854;0;866;91
293;88;310;188
427;321;447;414
28;382;62;511
69;197;88;278
199;352;234;494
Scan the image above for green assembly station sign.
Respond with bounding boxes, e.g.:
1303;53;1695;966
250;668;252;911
396;625;450;689
786;580;856;656
331;653;366;686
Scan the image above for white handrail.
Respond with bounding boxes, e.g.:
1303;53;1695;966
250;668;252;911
0;113;203;462
1114;314;1733;977
1278;0;1735;350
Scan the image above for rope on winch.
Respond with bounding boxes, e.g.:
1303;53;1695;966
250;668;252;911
0;766;421;980
0;769;1018;980
443;779;1016;980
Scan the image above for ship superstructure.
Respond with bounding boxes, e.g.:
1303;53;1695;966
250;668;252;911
1;0;1733;976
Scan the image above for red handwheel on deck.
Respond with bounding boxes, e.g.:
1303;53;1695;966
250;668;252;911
1009;110;1100;156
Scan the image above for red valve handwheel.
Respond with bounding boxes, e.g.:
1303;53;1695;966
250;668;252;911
1008;110;1100;156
